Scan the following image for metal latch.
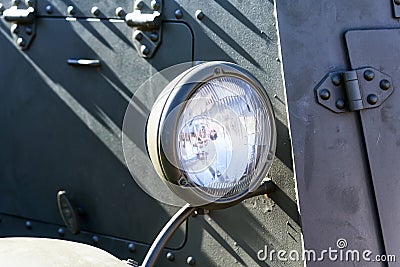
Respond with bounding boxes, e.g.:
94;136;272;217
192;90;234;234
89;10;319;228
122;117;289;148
2;0;36;49
123;0;162;58
315;67;394;113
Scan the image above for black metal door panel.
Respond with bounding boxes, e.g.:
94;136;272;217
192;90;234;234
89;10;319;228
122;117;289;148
0;18;192;248
346;29;400;264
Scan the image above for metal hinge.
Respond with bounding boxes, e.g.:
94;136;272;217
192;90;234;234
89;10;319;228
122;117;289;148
1;0;36;50
315;67;394;113
123;0;162;58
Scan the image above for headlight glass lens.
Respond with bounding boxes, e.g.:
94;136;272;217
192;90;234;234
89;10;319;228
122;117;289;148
174;76;273;200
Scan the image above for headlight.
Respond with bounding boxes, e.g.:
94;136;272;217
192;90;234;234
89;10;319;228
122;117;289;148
146;61;276;208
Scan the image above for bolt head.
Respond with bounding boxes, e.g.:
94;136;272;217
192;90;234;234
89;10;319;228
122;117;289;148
166;252;175;261
380;79;391;90
92;235;99;244
25;220;32;229
151;0;161;10
134;31;143;41
331;74;342;86
319;89;330;100
150;32;158;42
363;70;375;81
67;5;75;15
58;227;65;236
335;99;346;110
45;4;53;14
115;7;125;17
128;243;136;253
195;10;205;20
140;45;150;55
367;94;378;105
11;24;19;34
91;6;100;16
186;256;196;265
175;9;183;19
135;0;144;10
17;37;25;47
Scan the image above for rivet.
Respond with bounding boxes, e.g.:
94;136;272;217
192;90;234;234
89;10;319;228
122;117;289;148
45;4;53;14
140;45;150;55
367;94;378;105
380;79;391;90
151;0;160;11
186;256;196;265
11;24;19;34
363;70;375;81
115;7;126;17
134;31;143;41
17;37;25;47
395;0;400;5
0;4;5;15
25;27;32;35
12;0;19;6
335;99;345;110
67;5;75;15
175;9;183;19
92;235;99;244
195;10;204;20
150;32;158;42
58;227;65;236
128;243;136;253
25;220;32;229
331;74;341;86
135;0;144;10
267;154;273;160
91;6;100;16
166;252;175;261
319;89;330;100
214;67;221;75
25;0;34;6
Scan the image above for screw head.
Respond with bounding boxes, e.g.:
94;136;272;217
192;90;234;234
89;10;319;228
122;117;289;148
363;70;375;81
335;99;346;110
45;4;53;14
380;79;391;90
25;27;32;35
166;252;175;261
175;9;183;19
319;89;330;100
91;6;100;16
395;0;400;5
367;94;378;105
195;10;205;20
115;7;126;17
150;32;158;42
11;24;19;34
25;220;32;229
151;0;161;10
67;5;75;15
135;0;144;10
331;74;342;86
92;235;99;244
25;0;34;6
134;31;143;41
186;256;196;265
128;243;136;253
140;45;150;55
58;227;65;236
17;37;25;47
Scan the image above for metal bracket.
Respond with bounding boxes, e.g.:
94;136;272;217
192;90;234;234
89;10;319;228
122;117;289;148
2;0;36;50
124;0;162;58
315;67;394;113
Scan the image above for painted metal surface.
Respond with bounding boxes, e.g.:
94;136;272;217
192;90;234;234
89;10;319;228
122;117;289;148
0;0;299;266
275;1;392;266
346;28;400;266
